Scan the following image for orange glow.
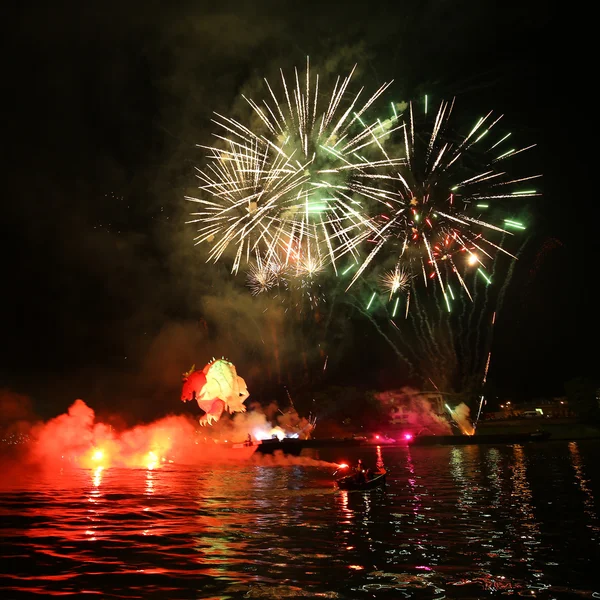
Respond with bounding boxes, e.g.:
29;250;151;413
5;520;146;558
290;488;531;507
468;254;478;266
146;451;158;470
26;399;259;473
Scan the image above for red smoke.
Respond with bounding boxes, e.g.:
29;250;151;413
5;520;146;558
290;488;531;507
7;399;257;471
374;387;473;435
2;392;324;475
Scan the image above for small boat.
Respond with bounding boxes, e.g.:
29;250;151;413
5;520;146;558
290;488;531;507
336;469;388;491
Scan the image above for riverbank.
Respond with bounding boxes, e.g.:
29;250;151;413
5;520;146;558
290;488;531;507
476;417;600;440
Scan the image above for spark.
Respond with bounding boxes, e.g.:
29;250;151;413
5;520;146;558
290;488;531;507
247;259;282;295
381;265;411;298
297;253;325;277
503;219;526;230
477;268;492;285
366;292;377;310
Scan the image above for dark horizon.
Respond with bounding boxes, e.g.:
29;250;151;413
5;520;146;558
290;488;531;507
2;1;596;421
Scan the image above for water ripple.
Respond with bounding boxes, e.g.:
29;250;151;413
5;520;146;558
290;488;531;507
1;441;599;598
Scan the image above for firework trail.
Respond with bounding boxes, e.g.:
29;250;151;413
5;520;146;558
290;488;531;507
350;297;416;372
478;236;531;382
347;232;530;397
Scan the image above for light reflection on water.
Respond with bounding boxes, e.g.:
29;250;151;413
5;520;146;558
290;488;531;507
1;441;599;599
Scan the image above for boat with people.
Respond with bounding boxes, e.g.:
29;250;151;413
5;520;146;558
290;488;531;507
335;460;388;491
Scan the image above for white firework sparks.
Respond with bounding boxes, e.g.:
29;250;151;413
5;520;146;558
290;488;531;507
188;66;537;312
188;57;403;274
381;265;411;298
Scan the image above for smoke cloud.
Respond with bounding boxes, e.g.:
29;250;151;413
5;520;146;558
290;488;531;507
1;391;323;477
375;386;452;434
451;402;475;436
373;386;475;436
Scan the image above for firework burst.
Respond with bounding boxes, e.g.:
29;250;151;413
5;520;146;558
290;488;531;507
342;97;540;310
187;58;403;274
380;265;412;298
187;62;539;319
247;260;279;296
246;255;328;312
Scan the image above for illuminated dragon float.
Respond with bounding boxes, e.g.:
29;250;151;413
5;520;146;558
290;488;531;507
181;358;249;426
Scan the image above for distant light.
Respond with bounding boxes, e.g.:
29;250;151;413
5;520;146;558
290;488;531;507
468;254;478;266
404;433;413;441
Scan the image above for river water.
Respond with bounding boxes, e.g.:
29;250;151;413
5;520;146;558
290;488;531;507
1;441;599;599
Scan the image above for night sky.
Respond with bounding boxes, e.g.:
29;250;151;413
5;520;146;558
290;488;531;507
3;1;595;420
